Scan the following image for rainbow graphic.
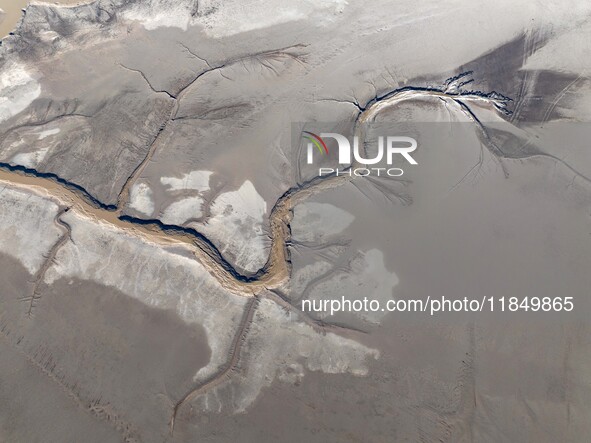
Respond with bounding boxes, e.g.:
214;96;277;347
302;131;329;155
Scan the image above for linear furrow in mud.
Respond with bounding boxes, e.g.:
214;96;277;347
169;296;260;434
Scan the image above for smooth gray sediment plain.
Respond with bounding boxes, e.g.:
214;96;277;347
1;0;591;442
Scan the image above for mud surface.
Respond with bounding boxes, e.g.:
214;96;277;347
0;1;90;38
1;0;591;442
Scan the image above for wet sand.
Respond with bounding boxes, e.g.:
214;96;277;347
0;0;88;38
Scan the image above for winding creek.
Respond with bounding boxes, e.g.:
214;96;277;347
0;82;518;434
0;85;512;296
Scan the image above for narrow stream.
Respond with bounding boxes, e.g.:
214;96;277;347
0;87;507;298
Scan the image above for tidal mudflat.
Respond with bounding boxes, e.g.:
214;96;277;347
1;0;591;441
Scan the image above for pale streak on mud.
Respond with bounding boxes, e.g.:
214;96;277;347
22;207;72;317
169;296;260;433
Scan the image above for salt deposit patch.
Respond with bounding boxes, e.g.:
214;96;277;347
196;0;348;37
197;180;268;274
44;210;248;383
308;249;399;324
193;297;379;413
0;185;62;275
160;170;212;192
129;182;154;216
0;62;40;123
11;147;50;168
37;128;60;140
161;196;204;225
124;0;349;36
159;170;212;224
123;0;195;31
